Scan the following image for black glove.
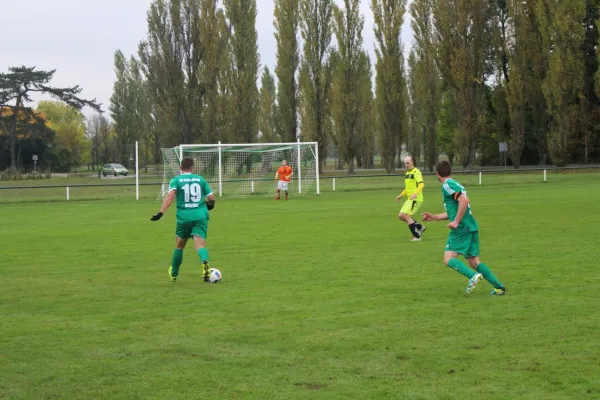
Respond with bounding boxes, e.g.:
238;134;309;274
150;212;163;221
205;198;215;210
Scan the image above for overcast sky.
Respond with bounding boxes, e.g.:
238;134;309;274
1;0;413;117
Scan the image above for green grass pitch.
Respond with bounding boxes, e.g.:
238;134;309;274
1;172;600;399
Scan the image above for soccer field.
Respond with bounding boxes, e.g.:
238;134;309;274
1;173;600;399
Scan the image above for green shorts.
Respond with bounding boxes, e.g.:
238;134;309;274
446;230;479;258
176;219;208;240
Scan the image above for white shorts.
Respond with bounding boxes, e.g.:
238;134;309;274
277;181;289;191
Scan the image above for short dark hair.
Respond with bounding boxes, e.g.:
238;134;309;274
180;157;194;171
436;160;452;177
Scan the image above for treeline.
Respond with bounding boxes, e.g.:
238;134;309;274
3;0;600;173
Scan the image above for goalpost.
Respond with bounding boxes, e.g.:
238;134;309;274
158;140;320;198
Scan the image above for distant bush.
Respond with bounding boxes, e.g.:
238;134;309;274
0;170;51;181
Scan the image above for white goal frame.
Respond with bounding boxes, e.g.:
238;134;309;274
161;139;320;197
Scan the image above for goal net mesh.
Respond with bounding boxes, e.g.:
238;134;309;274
160;143;318;198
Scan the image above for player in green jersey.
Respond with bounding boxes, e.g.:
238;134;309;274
421;161;506;295
396;155;426;241
150;157;217;283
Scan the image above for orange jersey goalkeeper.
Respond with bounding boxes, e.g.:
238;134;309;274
275;160;293;200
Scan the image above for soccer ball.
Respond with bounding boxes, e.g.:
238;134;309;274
208;268;222;283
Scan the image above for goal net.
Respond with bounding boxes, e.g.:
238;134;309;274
160;141;320;198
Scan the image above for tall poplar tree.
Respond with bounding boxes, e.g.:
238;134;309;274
299;0;334;169
434;0;493;168
274;0;300;142
223;0;259;145
410;0;439;171
138;0;205;145
537;0;586;166
259;67;278;143
372;0;407;173
331;0;367;174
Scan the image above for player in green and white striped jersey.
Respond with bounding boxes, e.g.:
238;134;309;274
422;161;506;295
150;157;216;283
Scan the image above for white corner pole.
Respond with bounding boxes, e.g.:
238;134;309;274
544;169;547;182
315;142;320;195
218;141;223;197
297;137;302;194
479;171;482;185
135;141;139;200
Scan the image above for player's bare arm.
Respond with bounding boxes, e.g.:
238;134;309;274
396;190;406;201
421;212;448;221
447;194;469;229
160;189;176;213
205;193;216;210
151;189;176;221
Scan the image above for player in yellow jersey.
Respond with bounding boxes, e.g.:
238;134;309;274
396;155;426;241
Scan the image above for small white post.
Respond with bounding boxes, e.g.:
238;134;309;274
297;137;302;194
251;180;254;193
135;141;139;200
314;142;320;195
479;171;482;185
544;169;547;182
218;141;223;197
66;186;70;201
333;177;336;191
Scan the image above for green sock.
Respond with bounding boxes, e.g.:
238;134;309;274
447;258;476;279
476;263;503;288
171;249;183;277
198;248;209;263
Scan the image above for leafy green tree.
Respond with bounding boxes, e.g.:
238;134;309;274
258;67;279;143
437;88;457;163
138;0;205;145
355;53;375;169
37;101;90;171
109;50;134;166
223;0;259;146
580;0;599;164
330;0;368;174
128;57;155;171
434;0;493;168
372;0;407;173
216;12;234;143
505;4;526;168
201;0;228;144
274;0;300;142
0;66;101;171
299;0;334;170
537;0;586;166
0;106;54;171
407;51;423;163
409;0;439;171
